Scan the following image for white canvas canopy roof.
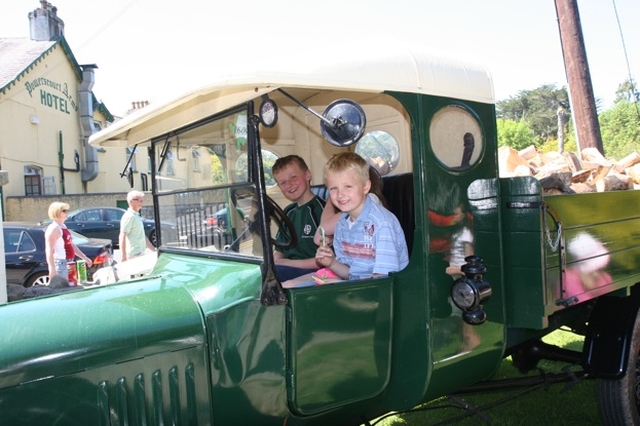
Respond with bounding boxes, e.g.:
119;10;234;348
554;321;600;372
90;38;494;148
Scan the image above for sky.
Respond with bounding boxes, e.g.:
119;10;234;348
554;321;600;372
2;0;638;117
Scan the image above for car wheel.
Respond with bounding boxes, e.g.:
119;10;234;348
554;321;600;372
26;272;50;287
149;230;157;247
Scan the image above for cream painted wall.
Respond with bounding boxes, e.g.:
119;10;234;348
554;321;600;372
0;46;84;197
0;42;131;202
90;146;148;193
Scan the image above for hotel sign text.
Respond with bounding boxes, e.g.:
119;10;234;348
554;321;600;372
24;77;78;114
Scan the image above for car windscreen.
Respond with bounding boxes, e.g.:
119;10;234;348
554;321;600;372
152;105;263;258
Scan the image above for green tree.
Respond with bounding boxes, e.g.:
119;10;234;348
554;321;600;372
539;132;577;154
614;78;639;104
497;84;570;145
599;100;640;160
496;118;535;150
210;154;226;185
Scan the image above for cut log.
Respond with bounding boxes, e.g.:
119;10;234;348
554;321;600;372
580;160;604;170
562;152;582;173
626;163;640;184
527;154;543;169
513;164;532;176
535;160;571;179
539;172;574;194
571;169;592;184
518;145;538;160
541;151;563;164
570;182;596;193
589;164;613;185
595;174;632;192
614;151;640;173
499;145;640;193
498;146;530;176
581;147;610;164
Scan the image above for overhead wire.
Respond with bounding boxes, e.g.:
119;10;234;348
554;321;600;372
75;0;140;52
611;0;640;119
1;0;140;102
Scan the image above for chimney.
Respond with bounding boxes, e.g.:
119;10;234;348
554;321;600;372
28;1;65;41
128;101;150;114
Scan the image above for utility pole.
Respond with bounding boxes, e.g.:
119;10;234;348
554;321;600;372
554;0;604;154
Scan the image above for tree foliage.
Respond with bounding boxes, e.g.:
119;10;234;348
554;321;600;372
614;78;639;104
599;100;640;160
496;84;570;145
496;80;640;161
496;118;535;150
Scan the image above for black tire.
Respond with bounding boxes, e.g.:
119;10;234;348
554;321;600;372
26;272;50;287
148;230;157;247
596;308;640;425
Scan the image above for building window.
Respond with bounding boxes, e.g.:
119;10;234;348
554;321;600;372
24;175;41;196
166;149;175;176
126;147;138;172
24;166;43;196
42;176;56;195
192;147;201;172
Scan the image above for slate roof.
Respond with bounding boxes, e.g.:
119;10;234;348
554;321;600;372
0;36;113;121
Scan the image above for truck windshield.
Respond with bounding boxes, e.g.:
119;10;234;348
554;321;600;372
151;105;263;258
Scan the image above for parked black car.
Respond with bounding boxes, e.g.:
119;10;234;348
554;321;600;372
42;206;173;248
4;222;113;287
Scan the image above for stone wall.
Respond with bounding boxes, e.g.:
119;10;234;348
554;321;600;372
5;192;155;222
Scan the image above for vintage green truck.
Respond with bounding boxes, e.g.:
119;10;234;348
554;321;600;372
1;39;639;425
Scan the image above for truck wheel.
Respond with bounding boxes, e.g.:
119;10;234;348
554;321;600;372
596;309;640;425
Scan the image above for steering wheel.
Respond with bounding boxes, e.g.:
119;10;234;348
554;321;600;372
266;195;297;250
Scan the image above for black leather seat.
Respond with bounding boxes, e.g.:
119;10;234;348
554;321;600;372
381;173;414;255
311;173;415;255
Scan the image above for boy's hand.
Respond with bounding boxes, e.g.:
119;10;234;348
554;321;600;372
315;246;334;267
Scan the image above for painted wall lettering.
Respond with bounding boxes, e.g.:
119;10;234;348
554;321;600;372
24;77;78;113
40;89;70;114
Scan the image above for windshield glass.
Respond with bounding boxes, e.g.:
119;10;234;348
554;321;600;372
152;105;263;258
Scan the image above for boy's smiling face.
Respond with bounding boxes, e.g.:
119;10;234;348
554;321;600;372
274;163;312;204
327;169;371;220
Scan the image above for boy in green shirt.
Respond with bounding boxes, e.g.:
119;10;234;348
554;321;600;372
272;155;325;280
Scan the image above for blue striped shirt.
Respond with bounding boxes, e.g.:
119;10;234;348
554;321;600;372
334;196;409;280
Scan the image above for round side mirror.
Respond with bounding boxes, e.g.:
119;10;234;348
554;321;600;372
321;99;366;147
259;97;278;128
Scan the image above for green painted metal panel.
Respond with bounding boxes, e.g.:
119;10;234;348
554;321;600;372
287;280;393;415
501;176;640;329
0;289;212;425
408;92;507;401
206;299;288;425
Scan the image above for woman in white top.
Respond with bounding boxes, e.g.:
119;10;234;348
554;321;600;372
45;202;93;281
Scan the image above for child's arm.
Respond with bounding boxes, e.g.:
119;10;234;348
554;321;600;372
316;245;350;279
371;221;409;276
273;249;320;269
313;202;340;246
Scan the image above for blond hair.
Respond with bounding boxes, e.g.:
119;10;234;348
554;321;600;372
323;152;370;185
48;202;70;220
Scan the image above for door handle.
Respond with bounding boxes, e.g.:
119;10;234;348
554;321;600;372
19;255;33;261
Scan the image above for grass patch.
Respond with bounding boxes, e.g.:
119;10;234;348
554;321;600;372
374;329;601;425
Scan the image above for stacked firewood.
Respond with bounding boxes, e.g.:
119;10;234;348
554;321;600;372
498;145;640;194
